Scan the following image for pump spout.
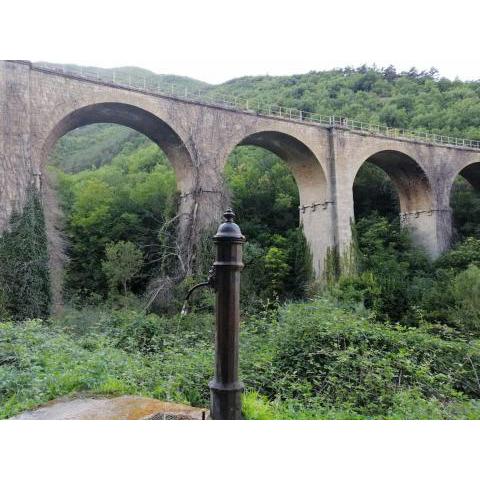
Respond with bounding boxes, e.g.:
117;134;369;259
180;267;216;316
181;281;211;316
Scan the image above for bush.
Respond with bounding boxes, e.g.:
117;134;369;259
2;299;480;420
266;299;480;416
241;390;480;420
412;239;480;334
0;188;51;321
0;317;214;419
55;306;214;353
450;265;480;334
329;272;380;311
347;214;432;324
435;237;480;272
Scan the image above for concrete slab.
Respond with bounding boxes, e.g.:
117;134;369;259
11;395;209;420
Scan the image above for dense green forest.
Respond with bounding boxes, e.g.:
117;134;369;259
1;64;480;419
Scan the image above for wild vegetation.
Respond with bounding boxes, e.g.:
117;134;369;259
1;64;480;419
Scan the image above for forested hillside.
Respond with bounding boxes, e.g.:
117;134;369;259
211;67;480;138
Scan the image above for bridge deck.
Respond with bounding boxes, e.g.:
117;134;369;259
10;60;480;153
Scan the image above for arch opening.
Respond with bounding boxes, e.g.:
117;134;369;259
223;131;330;299
354;150;433;216
42;102;194;192
353;162;400;221
450;162;480;241
238;131;328;206
352;150;436;257
42;103;195;309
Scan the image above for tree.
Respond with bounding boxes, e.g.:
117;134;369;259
451;265;480;333
383;65;398;82
264;246;290;298
102;241;143;296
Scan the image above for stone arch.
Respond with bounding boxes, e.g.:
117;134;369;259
353;149;434;214
40;102;195;192
38;102;199;309
447;161;480;197
237;131;328;205
448;161;480;240
223;130;331;276
352;149;439;257
458;162;480;190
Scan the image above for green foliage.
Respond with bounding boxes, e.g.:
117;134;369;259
2;299;479;420
102;241;143;296
224;146;298;242
435;237;480;272
264;247;289;298
330;272;380;311
96;308;214;354
406;237;480;332
50;124;149;173
54;141;177;298
450;265;480;334
0;289;12;322
212;66;480;141
349;214;431;324
265;299;480;416
353;163;399;221
0;188;50;321
331;220;480;337
451;178;480;240
224;147;312;300
242;390;480;420
0;316;213;418
284;228;313;299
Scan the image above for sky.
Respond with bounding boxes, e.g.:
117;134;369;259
2;0;479;84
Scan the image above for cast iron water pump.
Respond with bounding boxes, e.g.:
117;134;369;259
183;209;245;419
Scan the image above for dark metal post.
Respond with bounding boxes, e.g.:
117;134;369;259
208;209;245;420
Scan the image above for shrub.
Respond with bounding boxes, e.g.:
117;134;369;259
0;188;51;321
435;237;480;272
329;272;380;311
55;307;214;353
267;299;480;416
264;246;289;298
241;390;480;420
353;214;432;324
450;265;480;334
0;317;214;418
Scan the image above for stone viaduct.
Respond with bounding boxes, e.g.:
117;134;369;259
1;60;480;278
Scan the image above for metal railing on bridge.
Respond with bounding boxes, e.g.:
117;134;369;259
33;62;480;151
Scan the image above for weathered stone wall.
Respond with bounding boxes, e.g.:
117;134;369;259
0;62;33;232
1;60;480;284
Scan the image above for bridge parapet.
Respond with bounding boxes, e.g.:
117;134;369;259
9;60;480;152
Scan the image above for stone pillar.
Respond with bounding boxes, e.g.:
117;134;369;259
300;202;335;277
330;173;356;274
401;208;452;259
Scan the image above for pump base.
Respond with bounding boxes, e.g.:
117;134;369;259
208;380;244;420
